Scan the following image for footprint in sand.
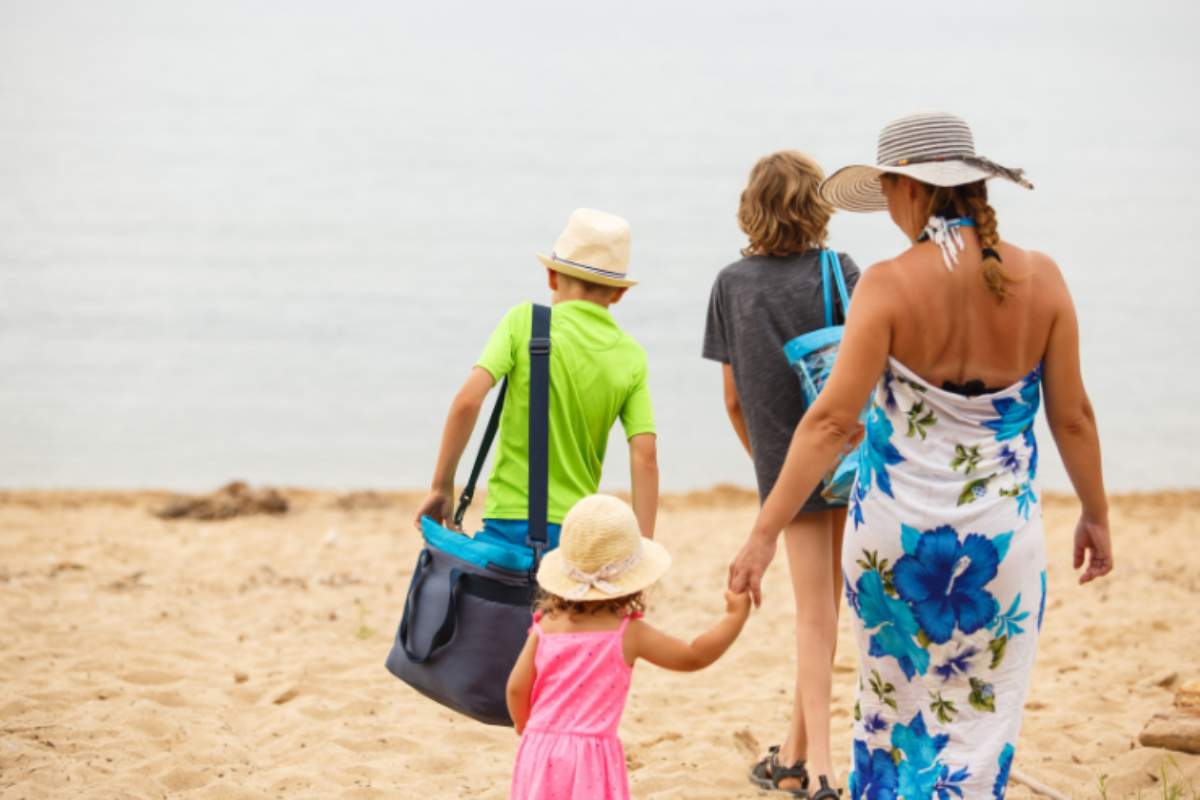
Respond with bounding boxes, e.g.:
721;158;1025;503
159;767;211;792
120;669;181;686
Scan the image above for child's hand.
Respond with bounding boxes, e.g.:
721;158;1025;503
413;490;454;532
724;590;751;619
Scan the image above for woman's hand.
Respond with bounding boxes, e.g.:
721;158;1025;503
728;531;778;608
1073;513;1113;584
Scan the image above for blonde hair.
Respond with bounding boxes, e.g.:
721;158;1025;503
534;588;645;618
922;180;1011;301
554;270;619;300
738;151;831;257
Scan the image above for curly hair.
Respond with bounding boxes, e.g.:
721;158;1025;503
534;588;646;618
738;150;831;257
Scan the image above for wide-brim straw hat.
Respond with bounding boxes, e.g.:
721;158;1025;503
537;494;670;601
820;112;1034;213
536;208;637;288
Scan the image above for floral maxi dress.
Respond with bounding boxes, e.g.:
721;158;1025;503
843;358;1046;800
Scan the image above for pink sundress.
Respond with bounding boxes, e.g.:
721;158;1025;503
510;612;638;799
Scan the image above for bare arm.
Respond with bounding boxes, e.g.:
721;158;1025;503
505;631;538;734
628;433;659;539
412;367;496;530
721;364;753;456
729;266;895;605
1040;258;1112;583
627;591;750;671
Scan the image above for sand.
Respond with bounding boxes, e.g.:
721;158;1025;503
1;487;1197;799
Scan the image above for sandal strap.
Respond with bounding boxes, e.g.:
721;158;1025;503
810;775;841;799
769;748;809;784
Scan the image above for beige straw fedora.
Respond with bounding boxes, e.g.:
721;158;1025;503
537;494;670;601
536;208;637;288
820;112;1034;213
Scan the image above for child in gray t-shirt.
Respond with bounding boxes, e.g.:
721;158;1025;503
702;150;859;797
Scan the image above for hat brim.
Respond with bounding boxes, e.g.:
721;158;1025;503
536;538;671;601
536;253;637;288
819;161;1029;213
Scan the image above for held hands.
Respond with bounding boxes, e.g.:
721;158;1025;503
413;488;455;532
724;589;751;619
1073;513;1113;584
728;531;778;608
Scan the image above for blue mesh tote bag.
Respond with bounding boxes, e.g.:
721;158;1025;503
782;251;861;502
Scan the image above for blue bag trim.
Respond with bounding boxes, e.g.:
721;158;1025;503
421;515;535;572
783;325;844;362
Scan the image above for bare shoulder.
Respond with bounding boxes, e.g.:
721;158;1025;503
850;256;906;310
1021;247;1073;305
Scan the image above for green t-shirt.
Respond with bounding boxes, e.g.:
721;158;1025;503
475;300;655;525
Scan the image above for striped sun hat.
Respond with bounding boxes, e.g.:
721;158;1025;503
819;112;1034;213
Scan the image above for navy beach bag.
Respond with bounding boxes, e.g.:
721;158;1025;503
385;304;552;726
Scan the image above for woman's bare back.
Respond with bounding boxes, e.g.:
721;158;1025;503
881;232;1063;391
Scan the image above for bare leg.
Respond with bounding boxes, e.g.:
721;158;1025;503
776;510;839;787
831;506;847;627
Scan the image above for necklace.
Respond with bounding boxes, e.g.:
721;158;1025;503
917;216;975;271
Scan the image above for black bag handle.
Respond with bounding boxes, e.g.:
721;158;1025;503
398;550;454;663
526;304;551;556
398;550;538;663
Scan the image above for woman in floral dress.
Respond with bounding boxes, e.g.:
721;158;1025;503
728;112;1113;799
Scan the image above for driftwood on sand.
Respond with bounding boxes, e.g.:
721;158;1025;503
1138;681;1200;755
153;481;288;520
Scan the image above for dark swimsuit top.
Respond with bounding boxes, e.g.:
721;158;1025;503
941;378;1004;397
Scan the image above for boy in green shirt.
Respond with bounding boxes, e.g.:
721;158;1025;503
414;209;659;548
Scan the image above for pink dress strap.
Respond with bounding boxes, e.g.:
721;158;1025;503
614;611;642;641
529;609;544;635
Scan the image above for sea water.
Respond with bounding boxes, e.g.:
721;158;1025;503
2;0;1197;492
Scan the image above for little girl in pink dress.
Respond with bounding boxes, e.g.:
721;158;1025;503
506;494;751;799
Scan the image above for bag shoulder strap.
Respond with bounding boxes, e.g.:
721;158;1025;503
453;378;507;528
820;250;834;328
527;303;552;553
830;250;849;326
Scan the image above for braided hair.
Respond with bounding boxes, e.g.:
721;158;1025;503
923;181;1011;301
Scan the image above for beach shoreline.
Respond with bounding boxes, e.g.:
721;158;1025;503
1;486;1197;798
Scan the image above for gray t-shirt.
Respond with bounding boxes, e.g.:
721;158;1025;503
702;250;860;509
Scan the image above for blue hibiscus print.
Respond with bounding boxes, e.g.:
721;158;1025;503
934;763;971;799
933;645;978;682
857;570;930;679
993;743;1015;798
892;711;950;800
992;594;1030;639
997;444;1021;474
882;367;899;410
1024;428;1039;480
1014;482;1037;520
859;405;905;500
863;712;889;734
984;371;1041;442
892;526;1001;644
850;739;899;800
844;574;861;615
1037;571;1047;631
850;482;866;528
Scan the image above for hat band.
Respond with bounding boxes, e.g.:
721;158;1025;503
550;252;629;281
561;545;643;599
882;153;1033;189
